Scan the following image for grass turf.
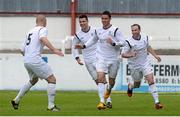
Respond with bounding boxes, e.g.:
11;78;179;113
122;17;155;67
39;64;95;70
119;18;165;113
0;90;180;116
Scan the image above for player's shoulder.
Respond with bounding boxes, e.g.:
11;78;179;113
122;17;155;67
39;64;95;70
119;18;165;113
75;30;82;35
39;26;47;32
32;26;47;34
95;26;101;31
90;26;96;31
141;34;149;41
111;25;118;29
125;36;133;43
109;25;122;35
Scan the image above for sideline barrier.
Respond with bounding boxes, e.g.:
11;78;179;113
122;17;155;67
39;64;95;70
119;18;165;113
0;54;180;92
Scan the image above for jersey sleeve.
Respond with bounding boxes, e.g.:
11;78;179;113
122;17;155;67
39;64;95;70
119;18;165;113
21;39;26;52
85;29;98;48
121;40;131;54
39;28;48;39
114;29;126;47
146;36;150;47
21;34;28;52
72;35;81;59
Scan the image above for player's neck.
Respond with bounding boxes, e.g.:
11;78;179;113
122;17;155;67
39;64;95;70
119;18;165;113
132;35;141;40
103;24;112;30
81;26;90;33
36;23;45;27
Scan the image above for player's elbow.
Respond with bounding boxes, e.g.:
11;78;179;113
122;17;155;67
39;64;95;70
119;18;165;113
121;53;128;58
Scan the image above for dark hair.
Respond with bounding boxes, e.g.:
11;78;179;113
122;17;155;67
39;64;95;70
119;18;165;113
79;14;88;21
131;24;141;30
102;11;111;18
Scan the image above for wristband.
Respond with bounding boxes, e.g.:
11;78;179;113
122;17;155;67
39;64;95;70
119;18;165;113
112;43;116;46
83;45;86;49
75;57;79;60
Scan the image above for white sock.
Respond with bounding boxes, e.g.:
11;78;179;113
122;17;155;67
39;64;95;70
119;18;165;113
149;83;159;104
14;81;33;103
107;84;113;91
106;97;112;103
128;77;134;89
105;84;112;103
47;83;56;109
98;83;105;103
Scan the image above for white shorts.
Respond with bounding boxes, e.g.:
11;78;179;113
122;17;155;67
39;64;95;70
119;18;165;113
24;60;53;80
130;63;153;82
96;59;120;78
85;62;97;81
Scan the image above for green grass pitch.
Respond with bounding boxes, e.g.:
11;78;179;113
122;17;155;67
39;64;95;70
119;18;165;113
0;90;180;116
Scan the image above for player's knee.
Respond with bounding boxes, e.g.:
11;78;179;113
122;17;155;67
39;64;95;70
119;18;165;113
97;78;105;83
148;82;155;86
46;75;56;84
109;78;115;86
134;81;141;88
95;80;99;85
30;78;38;85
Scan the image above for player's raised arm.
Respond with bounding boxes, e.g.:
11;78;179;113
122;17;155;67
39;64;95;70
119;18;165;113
40;37;64;56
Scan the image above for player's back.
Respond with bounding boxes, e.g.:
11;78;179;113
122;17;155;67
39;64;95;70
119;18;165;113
23;26;47;63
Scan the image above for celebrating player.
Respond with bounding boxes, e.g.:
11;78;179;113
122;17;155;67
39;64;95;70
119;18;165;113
72;14;113;109
75;11;126;110
121;24;163;109
11;15;64;111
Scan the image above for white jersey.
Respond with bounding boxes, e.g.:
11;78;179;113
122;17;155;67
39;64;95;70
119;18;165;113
86;25;126;61
121;35;151;69
72;27;97;64
21;26;47;63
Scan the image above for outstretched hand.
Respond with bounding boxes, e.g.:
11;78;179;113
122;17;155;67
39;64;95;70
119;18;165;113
54;49;64;57
155;56;161;62
107;37;113;45
77;59;84;65
130;51;137;57
75;44;84;49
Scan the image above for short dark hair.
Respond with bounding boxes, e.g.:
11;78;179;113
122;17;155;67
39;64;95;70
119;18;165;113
102;11;111;18
131;24;141;30
79;14;88;21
